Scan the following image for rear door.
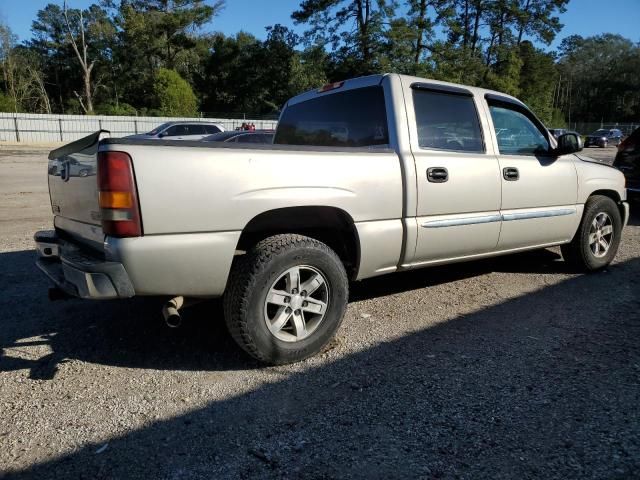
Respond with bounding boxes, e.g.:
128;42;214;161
404;81;502;265
484;95;578;250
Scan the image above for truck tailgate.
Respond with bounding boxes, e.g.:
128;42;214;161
47;131;107;249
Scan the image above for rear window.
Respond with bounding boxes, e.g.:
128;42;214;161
274;86;389;147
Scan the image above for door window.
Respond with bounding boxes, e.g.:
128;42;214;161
488;105;549;155
186;124;206;135
164;125;188;136
413;90;484;153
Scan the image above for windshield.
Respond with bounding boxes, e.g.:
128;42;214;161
146;122;172;135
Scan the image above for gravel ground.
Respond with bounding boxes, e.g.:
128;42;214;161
0;146;638;479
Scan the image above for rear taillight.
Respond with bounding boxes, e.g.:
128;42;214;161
97;151;142;237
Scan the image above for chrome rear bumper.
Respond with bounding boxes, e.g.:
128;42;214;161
34;230;134;299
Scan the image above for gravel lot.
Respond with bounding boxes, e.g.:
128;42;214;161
0;145;638;479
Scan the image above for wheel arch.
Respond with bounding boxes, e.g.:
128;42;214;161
588;189;626;221
236;206;361;280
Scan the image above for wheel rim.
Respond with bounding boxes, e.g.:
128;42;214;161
589;212;614;258
263;265;330;342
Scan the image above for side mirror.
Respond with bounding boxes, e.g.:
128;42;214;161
158;131;168;138
555;132;583;155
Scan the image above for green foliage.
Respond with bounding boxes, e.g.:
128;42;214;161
557;34;640;122
95;102;138;116
0;91;15;112
550;108;566;128
153;68;198;116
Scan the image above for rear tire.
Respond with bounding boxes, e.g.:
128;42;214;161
223;234;348;364
561;195;622;272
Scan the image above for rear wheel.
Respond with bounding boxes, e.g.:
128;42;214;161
561;195;622;271
224;234;348;364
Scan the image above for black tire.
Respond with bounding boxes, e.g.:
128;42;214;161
79;169;89;177
223;234;348;364
561;195;622;272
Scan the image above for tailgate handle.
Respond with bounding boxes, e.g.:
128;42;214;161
427;167;448;183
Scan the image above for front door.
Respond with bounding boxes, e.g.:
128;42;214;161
405;82;502;266
484;96;579;250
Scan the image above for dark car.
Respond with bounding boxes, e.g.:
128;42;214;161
613;127;640;200
548;128;568;139
202;130;274;144
584;128;623;148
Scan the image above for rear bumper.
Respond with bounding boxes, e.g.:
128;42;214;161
34;230;134;299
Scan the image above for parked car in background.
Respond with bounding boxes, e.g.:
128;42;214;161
613;127;640;200
202;130;274;144
549;128;568;139
127;121;224;141
47;155;94;178
584;128;623;148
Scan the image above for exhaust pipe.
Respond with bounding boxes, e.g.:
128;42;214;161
162;296;184;328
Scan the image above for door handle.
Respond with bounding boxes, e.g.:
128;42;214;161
503;167;519;181
427;167;448;183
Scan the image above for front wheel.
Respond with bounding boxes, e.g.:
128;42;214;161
224;234;348;364
561;195;622;271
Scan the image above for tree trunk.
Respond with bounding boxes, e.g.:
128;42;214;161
84;67;93;114
471;1;482;54
462;0;470;50
414;0;428;64
517;0;531;45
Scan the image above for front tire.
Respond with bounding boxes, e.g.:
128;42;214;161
561;195;622;271
224;234;348;364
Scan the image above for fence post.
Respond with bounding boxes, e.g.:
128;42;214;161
134;119;138;134
13;116;20;142
99;119;102;131
58;118;63;141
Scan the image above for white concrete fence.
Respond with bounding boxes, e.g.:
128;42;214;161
0;112;278;143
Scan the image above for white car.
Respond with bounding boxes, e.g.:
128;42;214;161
129;121;224;141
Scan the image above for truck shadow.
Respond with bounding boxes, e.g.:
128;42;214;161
3;256;639;479
0;246;574;378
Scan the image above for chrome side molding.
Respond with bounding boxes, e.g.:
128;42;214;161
422;214;501;228
501;208;576;222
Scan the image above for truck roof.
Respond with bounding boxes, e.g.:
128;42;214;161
285;73;525;109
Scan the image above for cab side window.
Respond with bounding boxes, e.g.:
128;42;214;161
413;89;484;153
488;104;549;155
165;125;188;136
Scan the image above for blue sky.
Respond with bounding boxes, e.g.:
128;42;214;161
1;0;639;49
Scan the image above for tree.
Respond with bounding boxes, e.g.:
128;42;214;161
153;67;197;115
557;34;640;123
0;23;51;113
292;0;395;76
61;1;115;114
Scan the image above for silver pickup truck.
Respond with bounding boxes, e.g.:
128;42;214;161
35;74;629;364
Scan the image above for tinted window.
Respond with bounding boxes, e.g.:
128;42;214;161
165;125;188;136
489;105;549;155
187;124;206;135
274;86;389;147
204;125;222;134
413;90;484;152
148;122;171;135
